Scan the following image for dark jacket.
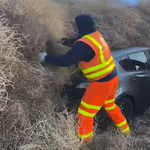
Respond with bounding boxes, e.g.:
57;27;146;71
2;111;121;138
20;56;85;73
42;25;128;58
45;14;96;66
45;14;117;82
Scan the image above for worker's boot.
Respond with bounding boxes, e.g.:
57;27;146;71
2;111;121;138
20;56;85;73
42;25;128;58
120;123;131;134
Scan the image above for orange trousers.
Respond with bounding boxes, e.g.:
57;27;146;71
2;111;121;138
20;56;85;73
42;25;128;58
77;76;130;142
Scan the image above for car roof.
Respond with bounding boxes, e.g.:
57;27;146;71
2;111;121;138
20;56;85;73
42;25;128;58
112;47;150;57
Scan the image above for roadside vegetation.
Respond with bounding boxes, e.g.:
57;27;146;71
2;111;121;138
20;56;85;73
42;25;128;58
0;0;150;149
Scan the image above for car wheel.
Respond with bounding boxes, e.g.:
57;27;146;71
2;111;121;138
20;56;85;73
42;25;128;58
117;97;134;123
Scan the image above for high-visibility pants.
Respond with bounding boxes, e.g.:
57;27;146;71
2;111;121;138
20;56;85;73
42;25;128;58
77;76;130;142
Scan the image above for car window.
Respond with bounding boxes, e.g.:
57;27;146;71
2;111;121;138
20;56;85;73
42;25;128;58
128;52;148;71
117;55;131;71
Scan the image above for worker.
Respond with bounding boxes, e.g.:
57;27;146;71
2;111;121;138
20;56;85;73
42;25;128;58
39;14;131;143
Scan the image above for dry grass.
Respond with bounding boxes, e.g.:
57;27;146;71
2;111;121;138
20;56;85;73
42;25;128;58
0;0;78;149
0;0;150;150
58;0;150;49
93;109;150;150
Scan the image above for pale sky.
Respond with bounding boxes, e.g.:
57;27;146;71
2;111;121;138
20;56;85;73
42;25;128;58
108;0;141;6
123;0;141;5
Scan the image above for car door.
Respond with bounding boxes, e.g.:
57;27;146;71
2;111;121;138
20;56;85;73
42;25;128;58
128;51;150;114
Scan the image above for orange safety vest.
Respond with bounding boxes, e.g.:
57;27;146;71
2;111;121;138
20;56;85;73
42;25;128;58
76;31;116;82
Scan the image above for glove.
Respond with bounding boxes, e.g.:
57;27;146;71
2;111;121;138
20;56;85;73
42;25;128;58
61;38;69;46
39;52;47;62
61;37;78;47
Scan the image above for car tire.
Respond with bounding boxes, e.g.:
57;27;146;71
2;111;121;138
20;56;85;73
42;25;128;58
117;97;134;123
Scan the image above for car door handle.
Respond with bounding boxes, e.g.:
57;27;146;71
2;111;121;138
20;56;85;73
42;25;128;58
135;74;146;78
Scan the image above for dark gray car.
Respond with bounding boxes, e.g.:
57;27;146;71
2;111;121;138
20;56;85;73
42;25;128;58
113;47;150;116
63;47;150;119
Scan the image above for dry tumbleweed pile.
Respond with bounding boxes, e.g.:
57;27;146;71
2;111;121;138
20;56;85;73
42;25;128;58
0;0;150;149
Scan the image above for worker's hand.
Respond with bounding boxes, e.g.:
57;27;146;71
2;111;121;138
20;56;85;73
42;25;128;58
61;38;69;46
39;52;47;62
61;37;78;47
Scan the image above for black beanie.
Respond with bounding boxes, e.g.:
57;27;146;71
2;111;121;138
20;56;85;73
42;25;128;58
75;14;97;37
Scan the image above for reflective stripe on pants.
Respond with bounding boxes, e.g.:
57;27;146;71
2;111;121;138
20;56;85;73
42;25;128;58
77;76;130;142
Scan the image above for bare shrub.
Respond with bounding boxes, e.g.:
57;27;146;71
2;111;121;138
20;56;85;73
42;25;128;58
19;112;82;150
0;0;73;89
0;0;150;150
57;0;150;49
0;0;76;149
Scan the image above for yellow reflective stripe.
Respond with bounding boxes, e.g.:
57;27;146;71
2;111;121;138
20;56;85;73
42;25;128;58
84;35;105;64
78;132;93;139
105;98;115;104
78;108;95;117
105;104;116;111
116;120;127;128
82;57;113;74
81;100;101;110
86;63;115;79
122;127;130;133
